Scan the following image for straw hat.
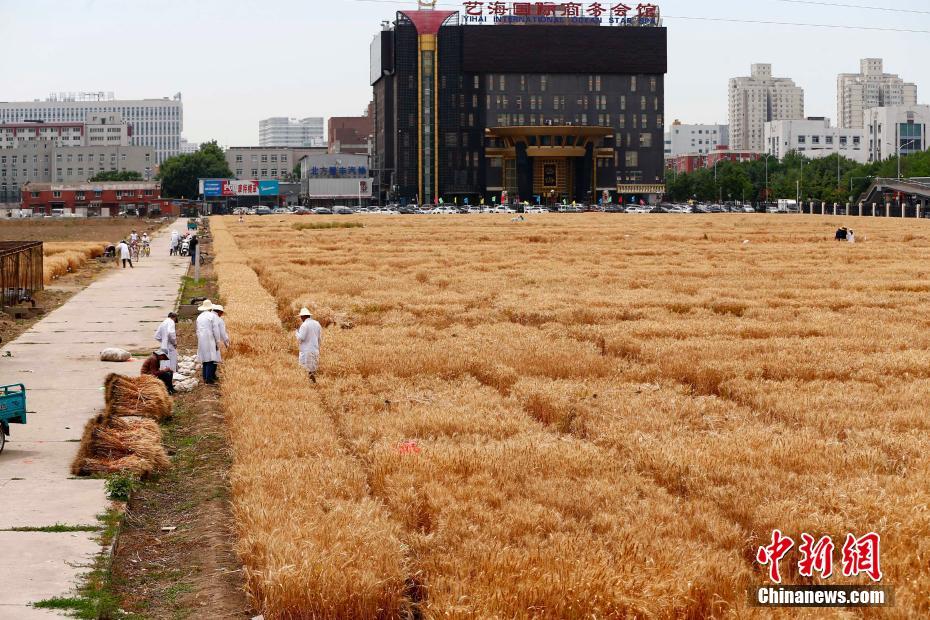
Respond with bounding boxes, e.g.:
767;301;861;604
154;348;168;356
197;300;214;312
213;304;225;313
299;307;312;317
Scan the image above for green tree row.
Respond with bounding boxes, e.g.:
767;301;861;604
666;150;930;204
157;141;233;199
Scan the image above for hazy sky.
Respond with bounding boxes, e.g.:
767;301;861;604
1;0;927;146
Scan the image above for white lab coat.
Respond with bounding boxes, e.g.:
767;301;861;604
215;315;230;362
154;318;178;372
117;242;130;260
296;319;322;372
170;230;180;249
196;311;223;363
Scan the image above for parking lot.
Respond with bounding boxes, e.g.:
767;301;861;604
232;202;792;216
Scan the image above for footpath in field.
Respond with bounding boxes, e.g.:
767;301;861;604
0;220;189;619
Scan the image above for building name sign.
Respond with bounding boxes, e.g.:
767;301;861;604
200;179;280;197
306;165;369;178
461;2;660;26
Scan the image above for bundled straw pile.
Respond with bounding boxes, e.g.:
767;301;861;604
71;373;172;477
72;414;169;476
43;242;108;283
104;373;172;421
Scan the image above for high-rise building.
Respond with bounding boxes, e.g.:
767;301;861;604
837;59;917;130
371;10;667;206
664;121;728;157
728;64;804;152
0;92;182;163
259;117;324;147
179;138;199;154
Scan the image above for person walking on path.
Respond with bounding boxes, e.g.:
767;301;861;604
117;239;133;269
188;234;199;266
154;312;178;372
141;349;175;394
296;307;322;383
195;300;222;384
170;229;180;256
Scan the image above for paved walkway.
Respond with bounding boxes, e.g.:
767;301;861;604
0;220;190;618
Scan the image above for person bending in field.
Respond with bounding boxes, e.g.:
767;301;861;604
835;227;848;241
141;349;175;394
296;307;323;383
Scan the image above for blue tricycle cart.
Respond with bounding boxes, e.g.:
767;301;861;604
0;384;27;454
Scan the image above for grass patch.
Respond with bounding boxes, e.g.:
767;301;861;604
31;509;125;619
4;523;99;533
179;275;212;305
293;221;363;231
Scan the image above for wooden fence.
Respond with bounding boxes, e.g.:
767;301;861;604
0;241;43;308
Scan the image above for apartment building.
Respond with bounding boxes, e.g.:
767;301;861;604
837;59;917;129
259;117;324;147
664;121;729;157
728;64;804;152
863;105;930;163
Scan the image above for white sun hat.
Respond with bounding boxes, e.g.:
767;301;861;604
213;304;224;312
197;300;214;312
299;307;312;317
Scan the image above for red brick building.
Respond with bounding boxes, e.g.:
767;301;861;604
21;181;177;216
667;146;762;174
327;105;372;155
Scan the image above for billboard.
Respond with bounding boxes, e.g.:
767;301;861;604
200;179;279;197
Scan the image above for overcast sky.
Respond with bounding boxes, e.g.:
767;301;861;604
1;0;927;146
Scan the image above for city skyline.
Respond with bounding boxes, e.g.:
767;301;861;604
0;0;927;147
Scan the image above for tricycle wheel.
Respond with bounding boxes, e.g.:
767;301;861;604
0;429;5;454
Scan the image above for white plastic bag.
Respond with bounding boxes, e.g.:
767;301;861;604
99;347;131;362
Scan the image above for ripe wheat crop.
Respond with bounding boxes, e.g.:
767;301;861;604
212;214;930;618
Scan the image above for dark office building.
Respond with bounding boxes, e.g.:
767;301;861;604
371;10;667;206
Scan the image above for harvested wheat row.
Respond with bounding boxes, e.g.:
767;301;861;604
104;373;172;421
42;242;108;283
71;414;169;477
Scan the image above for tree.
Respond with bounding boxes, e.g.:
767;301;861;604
158;141;233;198
89;170;144;182
292;163;301;180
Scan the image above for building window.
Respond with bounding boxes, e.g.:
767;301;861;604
52;191;61;198
499;75;505;90
236;155;242;162
625;151;638;167
260;169;267;176
650;76;657;92
640;133;653;148
798;135;806;144
619;95;626;111
630;75;637;92
251;168;258;176
236;168;243;176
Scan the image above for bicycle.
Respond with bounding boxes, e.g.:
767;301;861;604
130;242;140;262
142;242;151;258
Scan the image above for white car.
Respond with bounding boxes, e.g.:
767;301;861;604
625;206;650;214
526;206;547;214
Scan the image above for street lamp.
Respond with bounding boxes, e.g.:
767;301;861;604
714;158;722;204
898;139;918;180
761;154;774;203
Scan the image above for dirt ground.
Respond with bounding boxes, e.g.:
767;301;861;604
0;259;118;345
0;217;161;243
109;239;251;619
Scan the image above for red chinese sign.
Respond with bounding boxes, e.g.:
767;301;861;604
756;530;883;584
460;1;660;24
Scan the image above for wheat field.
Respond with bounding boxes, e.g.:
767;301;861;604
212;213;930;618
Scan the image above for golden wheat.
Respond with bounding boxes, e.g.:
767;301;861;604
213;214;930;618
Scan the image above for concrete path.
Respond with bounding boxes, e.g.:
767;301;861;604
0;220;190;618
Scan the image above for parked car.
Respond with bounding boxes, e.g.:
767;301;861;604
255;206;273;215
624;206;650;214
273;207;289;214
740;205;756;213
293;207;311;215
311;207;333;215
557;205;582;213
332;205;354;215
526;206;547;214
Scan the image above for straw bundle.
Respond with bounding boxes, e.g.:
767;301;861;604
71;415;169;477
104;373;172;421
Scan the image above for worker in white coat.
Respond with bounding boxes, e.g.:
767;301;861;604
296;307;323;382
154;312;179;372
213;305;230;362
117;239;133;269
195;300;223;384
170;229;180;256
